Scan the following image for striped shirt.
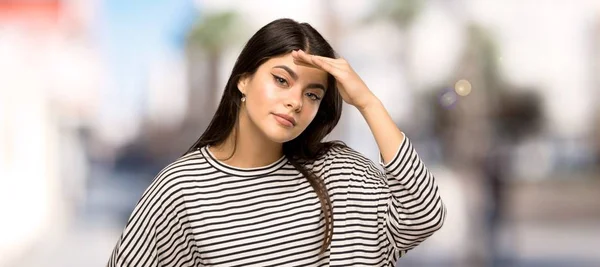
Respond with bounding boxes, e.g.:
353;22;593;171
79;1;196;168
107;136;446;266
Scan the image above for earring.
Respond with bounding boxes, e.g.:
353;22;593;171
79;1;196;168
241;94;246;102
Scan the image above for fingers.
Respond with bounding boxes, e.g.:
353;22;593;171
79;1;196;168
312;57;339;76
291;50;316;67
293;50;340;65
292;50;344;76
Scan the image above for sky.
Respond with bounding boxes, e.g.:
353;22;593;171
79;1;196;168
94;0;198;145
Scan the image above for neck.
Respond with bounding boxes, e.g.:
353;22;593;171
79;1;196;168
209;109;283;168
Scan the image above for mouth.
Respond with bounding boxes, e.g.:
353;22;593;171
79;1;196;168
273;113;297;127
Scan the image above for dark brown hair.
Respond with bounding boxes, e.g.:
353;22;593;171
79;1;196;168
185;18;345;253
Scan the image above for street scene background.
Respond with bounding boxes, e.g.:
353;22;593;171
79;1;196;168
1;0;600;266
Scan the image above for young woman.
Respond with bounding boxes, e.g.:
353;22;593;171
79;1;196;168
108;18;446;267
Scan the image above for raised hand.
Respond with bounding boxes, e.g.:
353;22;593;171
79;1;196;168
291;50;378;111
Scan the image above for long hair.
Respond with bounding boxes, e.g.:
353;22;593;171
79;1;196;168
185;18;345;253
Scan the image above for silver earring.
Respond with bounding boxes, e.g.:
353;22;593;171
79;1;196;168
241;95;246;102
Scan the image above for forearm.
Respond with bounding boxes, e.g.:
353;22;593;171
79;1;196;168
358;97;405;164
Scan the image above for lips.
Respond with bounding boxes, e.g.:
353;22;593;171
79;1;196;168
273;113;296;126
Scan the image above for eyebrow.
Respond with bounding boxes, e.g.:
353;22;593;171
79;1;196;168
273;65;326;91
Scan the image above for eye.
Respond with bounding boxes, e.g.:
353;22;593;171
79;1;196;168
306;92;322;101
272;75;288;86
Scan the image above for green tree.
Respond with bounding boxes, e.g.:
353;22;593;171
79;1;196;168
365;0;424;82
186;11;244;118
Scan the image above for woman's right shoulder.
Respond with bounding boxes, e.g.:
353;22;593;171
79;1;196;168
149;150;210;189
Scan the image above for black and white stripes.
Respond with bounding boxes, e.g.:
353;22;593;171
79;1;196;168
107;136;446;266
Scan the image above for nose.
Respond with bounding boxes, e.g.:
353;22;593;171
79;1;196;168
285;91;303;112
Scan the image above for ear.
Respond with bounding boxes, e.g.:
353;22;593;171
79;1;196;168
237;74;250;95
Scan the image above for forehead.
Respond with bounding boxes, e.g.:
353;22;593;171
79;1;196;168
260;53;328;82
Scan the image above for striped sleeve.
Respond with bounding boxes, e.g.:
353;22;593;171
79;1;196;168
378;136;446;256
107;162;197;267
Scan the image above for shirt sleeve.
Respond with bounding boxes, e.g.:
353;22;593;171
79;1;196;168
378;136;446;259
107;168;197;267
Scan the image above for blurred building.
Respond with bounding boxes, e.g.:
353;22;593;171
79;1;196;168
0;1;69;265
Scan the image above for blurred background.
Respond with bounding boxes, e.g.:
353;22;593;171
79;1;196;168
1;0;600;266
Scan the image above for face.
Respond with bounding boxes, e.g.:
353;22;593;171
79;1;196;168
237;52;328;143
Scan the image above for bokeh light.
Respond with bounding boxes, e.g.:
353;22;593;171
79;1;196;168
454;79;472;96
439;87;459;108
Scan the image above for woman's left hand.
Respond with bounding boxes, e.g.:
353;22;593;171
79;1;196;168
291;50;378;110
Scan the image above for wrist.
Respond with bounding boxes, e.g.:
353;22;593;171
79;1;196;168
357;95;382;113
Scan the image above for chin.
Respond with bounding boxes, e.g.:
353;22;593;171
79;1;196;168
265;132;296;143
263;127;301;143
